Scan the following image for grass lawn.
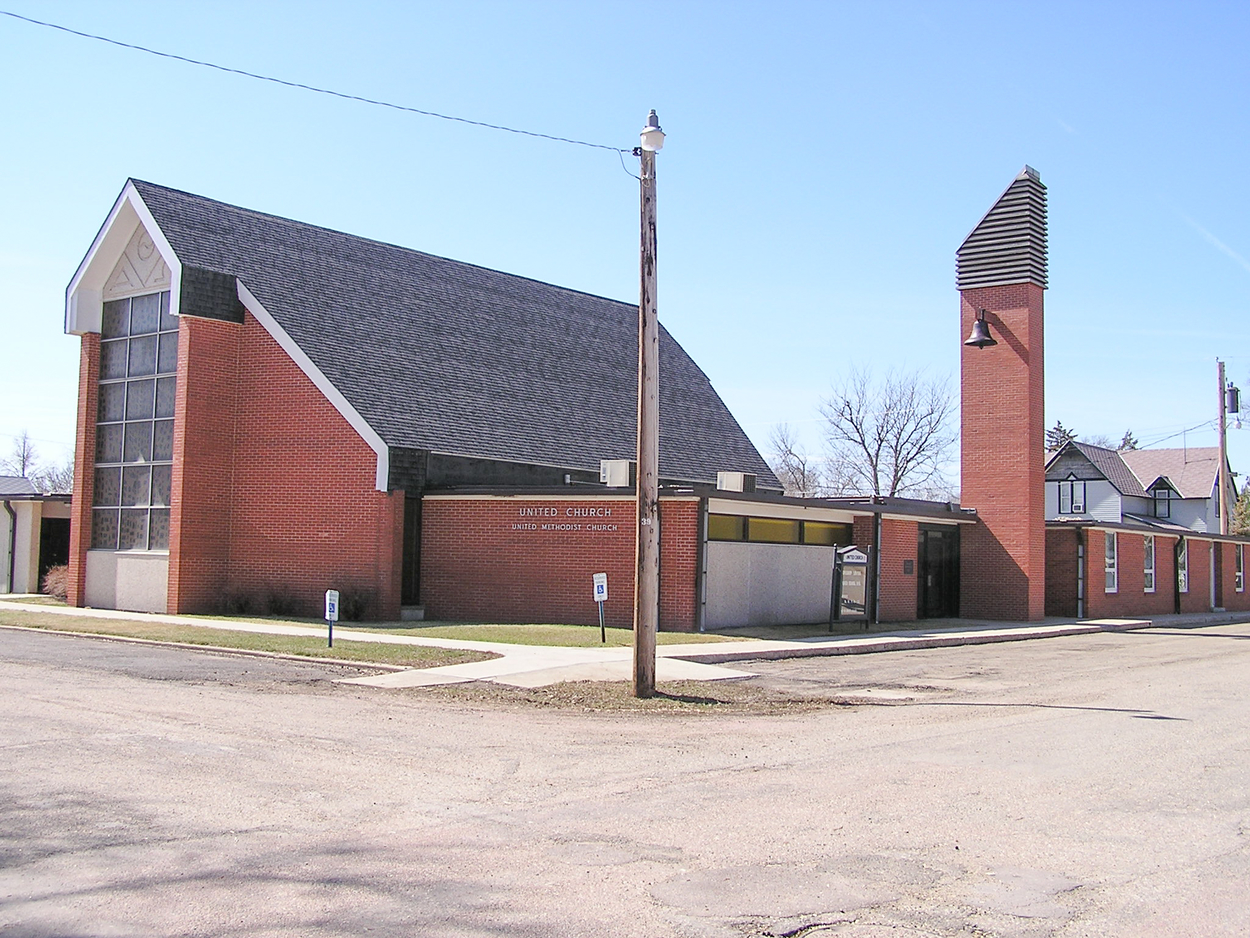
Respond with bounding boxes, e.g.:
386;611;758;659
0;608;495;669
351;621;741;647
1;598;745;649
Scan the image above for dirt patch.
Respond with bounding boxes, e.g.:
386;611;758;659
403;677;868;715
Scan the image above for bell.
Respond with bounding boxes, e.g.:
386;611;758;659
964;309;998;349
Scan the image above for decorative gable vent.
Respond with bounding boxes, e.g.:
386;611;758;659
957;165;1048;290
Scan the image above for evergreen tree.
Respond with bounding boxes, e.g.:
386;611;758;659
1045;421;1077;453
1118;429;1139;451
1232;482;1250;537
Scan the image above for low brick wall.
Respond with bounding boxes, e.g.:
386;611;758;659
421;494;700;631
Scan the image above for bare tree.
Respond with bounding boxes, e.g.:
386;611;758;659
818;368;957;498
768;424;825;497
1;432;74;493
31;459;75;495
1;432;38;477
1083;433;1115;449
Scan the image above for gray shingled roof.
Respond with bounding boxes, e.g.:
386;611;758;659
1048;442;1148;496
0;476;38;496
129;180;779;489
1121;447;1221;499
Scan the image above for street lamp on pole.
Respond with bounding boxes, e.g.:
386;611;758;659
634;109;664;698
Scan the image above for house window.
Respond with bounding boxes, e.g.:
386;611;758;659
1152;486;1172;519
1237;544;1244;593
1059;477;1086;514
1104;531;1118;593
1177;539;1188;594
92;291;176;551
1143;535;1155;593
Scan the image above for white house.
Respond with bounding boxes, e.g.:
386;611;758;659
1045;442;1233;533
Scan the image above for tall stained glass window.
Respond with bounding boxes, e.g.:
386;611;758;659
92;291;176;550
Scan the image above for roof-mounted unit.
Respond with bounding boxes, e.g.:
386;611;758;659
716;471;756;493
600;459;636;487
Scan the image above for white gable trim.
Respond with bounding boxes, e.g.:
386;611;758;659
66;181;183;335
236;281;390;492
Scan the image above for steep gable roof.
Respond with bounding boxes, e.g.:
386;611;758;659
1121;447;1221;499
124;180;779;489
1046;441;1147;496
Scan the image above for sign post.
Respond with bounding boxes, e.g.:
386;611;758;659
830;547;869;630
592;573;608;643
324;589;339;647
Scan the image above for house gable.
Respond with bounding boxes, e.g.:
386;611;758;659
1045;444;1108;483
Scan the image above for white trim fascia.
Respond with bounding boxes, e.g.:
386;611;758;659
879;512;976;525
65;181;183;334
421;493;697;502
1082;523;1182;541
236;280;390;492
706;497;859;524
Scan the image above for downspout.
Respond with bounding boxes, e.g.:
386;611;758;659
872;511;883;625
3;500;15;594
696;496;708;632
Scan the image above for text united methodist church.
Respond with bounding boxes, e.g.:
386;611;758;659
60;174;1250;629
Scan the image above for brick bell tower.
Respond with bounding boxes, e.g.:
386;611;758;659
957;166;1048;621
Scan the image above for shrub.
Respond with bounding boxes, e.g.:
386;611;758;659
337;587;372;622
262;589;300;617
220;591;256;616
41;565;68;601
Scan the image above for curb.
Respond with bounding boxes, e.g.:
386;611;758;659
674;620;1153;664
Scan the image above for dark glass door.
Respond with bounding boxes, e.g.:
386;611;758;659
918;525;959;618
401;496;422;606
38;517;71;588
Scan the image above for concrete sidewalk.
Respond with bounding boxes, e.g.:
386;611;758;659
3;596;1245;688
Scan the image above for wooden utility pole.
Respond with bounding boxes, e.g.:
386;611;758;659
634;111;663;698
1218;358;1230;536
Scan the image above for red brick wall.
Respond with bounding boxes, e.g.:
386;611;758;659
879;519;918;622
658;499;700;631
1178;537;1212;614
67;335;99;607
1222;542;1250;611
1044;527;1080;617
168;316;238;613
420;495;700;631
1084;530;1177;619
846;515;918;622
960;283;1046;620
169;312;403;618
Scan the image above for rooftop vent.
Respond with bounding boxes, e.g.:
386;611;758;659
600;459;636;487
716;471;757;493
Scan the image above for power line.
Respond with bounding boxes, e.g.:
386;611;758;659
1139;419;1218;449
0;9;629;154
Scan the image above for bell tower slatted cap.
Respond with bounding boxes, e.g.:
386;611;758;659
957;165;1048;290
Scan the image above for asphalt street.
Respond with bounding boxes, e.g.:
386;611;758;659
2;624;1249;937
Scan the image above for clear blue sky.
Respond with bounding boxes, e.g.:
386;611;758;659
2;0;1248;484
